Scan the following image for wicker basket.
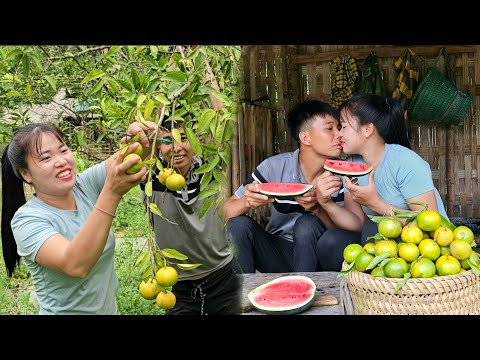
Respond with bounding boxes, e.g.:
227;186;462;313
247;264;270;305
408;67;472;126
342;266;480;315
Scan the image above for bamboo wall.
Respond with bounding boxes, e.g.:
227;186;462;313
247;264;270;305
234;45;480;218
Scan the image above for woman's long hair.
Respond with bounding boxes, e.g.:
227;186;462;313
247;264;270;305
339;93;411;149
1;123;66;276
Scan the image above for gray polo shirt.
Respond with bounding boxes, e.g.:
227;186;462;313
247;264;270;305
234;149;344;242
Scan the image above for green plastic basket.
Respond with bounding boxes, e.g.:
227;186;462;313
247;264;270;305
408;67;472;126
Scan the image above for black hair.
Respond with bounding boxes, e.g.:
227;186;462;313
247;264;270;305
287;100;340;147
1;123;66;277
338;93;411;149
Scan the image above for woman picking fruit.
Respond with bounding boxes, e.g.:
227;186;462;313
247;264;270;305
1;123;146;314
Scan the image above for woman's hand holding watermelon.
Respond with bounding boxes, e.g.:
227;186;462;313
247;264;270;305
344;171;380;208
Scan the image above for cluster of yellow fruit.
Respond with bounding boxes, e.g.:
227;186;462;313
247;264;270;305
138;266;179;309
157;168;186;191
343;210;479;279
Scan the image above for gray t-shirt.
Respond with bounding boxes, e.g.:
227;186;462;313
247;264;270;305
234;149;344;242
11;162;118;315
143;156;232;281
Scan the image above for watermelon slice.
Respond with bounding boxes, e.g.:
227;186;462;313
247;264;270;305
324;159;373;176
256;182;313;199
248;275;317;315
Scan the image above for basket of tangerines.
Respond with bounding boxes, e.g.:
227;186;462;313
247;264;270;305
339;205;480;315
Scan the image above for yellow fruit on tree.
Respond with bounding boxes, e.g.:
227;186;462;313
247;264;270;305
123;154;143;174
166;173;186;191
157;168;176;185
139;278;161;300
155;266;178;287
156;290;176;309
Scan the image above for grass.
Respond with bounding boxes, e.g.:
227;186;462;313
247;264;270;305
0;186;164;315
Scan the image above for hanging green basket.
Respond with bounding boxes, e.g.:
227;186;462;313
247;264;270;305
408;67;472;126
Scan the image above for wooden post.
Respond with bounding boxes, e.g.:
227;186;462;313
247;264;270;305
446;124;455;216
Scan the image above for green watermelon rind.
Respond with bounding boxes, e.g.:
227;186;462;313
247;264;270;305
257;183;313;198
247;275;317;315
324;159;373;176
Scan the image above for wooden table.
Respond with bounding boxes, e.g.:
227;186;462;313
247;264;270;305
240;271;345;315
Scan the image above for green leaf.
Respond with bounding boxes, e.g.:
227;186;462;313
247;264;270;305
199;197;215;219
161;248;188;261
162;71;187;82
337;260;355;277
219;149;231;165
44;75;57;92
199;109;216;132
379;258;392;267
143;99;154;120
185;127;202;156
177;263;202;270
90;78;104;94
200;170;213;191
142;264;154;281
150;46;158;59
26;83;32;96
144;181;153;197
81;69;104;84
156;159;164;171
143;159;156;166
368;215;391;224
468;260;480;274
137;94;146;108
198;181;219;200
213;169;225;184
135;251;149;267
77;130;85;146
6;91;22;97
215;121;225;143
154;93;171;105
172;128;182;145
149;202;162;216
393;210;420;219
406;201;428;209
366;253;391;270
395;272;411;290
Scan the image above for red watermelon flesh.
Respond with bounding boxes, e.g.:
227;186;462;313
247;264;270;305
323;159;373;176
248;275;317;314
256;182;313;197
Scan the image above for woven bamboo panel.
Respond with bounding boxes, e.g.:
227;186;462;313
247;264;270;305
238;45;480;218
